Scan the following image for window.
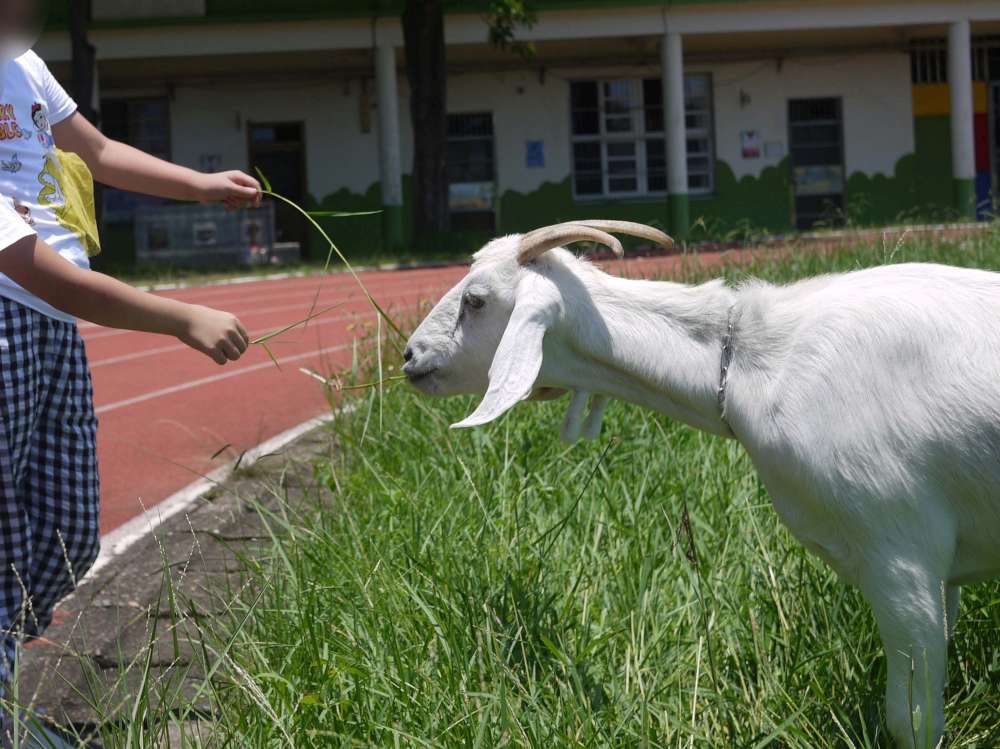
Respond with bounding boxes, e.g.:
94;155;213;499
100;97;171;222
910;38;993;83
447;113;495;184
447;113;496;232
570;75;714;199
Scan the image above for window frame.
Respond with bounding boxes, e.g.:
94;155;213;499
569;74;716;201
99;95;173;224
446;111;497;188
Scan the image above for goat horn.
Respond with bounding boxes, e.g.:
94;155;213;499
572;220;674;249
517;223;624;265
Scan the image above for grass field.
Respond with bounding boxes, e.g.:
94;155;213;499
101;231;1000;748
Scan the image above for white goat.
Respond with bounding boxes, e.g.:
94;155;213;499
403;221;1000;748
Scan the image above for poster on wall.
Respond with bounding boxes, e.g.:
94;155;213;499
193;222;219;247
741;130;762;159
526;140;545;168
449;182;496;213
792;166;845;196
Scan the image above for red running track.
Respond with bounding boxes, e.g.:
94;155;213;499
86;253;729;534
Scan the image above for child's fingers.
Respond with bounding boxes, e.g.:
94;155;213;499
234;184;260;199
229;329;248;355
231;171;262;191
230;173;263;204
219;340;242;362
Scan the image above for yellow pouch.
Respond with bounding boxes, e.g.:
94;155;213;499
38;148;101;257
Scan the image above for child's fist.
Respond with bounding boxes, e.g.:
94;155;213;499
197;171;263;209
179;305;250;365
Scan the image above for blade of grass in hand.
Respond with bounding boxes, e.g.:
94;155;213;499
251;303;345;346
262;190;405;344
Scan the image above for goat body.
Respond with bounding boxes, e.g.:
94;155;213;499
732;264;1000;745
405;234;1000;748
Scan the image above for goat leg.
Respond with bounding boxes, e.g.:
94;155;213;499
561;390;591;443
582;395;610;441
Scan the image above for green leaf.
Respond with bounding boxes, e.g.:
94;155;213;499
251;303;345;346
259;341;281;370
308;210;383;218
262;189;406;345
254;167;273;193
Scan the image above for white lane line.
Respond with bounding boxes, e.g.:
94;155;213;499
79;277;451;340
95;343;352;416
79;289;356;336
87;292;442;369
152;263;466;302
147;265;463;308
89;309;376;368
90;408;349;579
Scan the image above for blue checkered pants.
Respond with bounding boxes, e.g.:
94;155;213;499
0;298;100;690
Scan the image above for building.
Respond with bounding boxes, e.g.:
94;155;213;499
37;1;1000;262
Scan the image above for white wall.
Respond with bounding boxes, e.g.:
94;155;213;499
446;50;916;199
706;51;914;180
163;49;914;203
170;79;382;200
449;71;572;195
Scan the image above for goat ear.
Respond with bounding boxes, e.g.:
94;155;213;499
451;300;553;430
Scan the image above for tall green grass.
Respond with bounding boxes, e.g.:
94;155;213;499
89;229;1000;747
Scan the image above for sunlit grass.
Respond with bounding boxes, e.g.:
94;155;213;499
19;226;999;748
193;225;1000;748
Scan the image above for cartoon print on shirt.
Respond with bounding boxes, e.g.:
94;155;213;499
0;104;23;141
31;103;53;148
1;153;22;174
38;152;66;207
11;198;34;226
37;151;101;257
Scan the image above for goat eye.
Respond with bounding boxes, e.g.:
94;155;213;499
464;292;486;310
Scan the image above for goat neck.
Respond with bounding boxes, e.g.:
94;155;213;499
553;268;738;439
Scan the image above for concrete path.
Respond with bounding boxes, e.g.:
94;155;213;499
18;421;332;744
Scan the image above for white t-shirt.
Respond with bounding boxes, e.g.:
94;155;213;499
0;50;84;322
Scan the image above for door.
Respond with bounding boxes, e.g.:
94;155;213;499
248;122;308;250
788;98;846;231
447;113;496;233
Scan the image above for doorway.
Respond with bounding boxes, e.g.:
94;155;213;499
788;98;846;231
248;122;308;251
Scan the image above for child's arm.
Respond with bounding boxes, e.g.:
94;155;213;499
53;113;262;209
0;234;249;365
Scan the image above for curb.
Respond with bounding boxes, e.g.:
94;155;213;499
91;411;338;579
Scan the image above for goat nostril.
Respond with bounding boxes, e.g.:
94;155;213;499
403;346;414;363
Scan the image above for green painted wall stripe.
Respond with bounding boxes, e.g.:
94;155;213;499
669;193;690;241
954;178;977;220
382;204;406;253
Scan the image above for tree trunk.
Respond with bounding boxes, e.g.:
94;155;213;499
402;0;450;240
69;0;99;125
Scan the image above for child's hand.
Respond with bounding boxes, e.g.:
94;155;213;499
178;305;250;365
197;171;263;210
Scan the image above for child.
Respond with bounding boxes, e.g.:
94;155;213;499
0;1;262;736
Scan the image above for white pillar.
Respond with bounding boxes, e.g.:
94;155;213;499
948;19;977;219
662;31;689;238
375;42;405;248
